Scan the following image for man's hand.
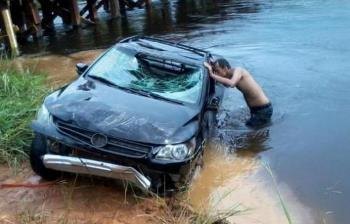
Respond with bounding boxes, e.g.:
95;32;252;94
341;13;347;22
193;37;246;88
204;62;214;77
204;62;240;88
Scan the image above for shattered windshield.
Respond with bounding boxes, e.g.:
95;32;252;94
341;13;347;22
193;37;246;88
87;47;203;104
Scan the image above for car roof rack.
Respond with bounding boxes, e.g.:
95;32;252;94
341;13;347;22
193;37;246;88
136;52;196;74
119;35;211;58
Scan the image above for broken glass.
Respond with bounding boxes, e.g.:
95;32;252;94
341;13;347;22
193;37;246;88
87;47;203;104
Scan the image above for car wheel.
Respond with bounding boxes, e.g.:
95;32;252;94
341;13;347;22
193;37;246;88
175;149;204;193
150;175;176;197
191;150;204;181
30;133;60;180
203;111;216;139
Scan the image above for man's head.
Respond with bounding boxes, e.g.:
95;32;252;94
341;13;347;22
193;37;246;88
212;58;231;78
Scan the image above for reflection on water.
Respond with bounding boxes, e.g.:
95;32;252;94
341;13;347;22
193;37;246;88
20;0;264;55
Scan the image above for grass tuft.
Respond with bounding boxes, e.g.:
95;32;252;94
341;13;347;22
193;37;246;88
147;191;246;224
0;63;49;167
262;161;293;224
17;209;48;224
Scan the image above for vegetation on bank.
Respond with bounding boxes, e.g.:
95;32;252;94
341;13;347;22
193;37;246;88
0;65;48;167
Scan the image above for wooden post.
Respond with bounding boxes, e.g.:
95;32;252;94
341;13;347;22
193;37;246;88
9;0;26;31
103;0;109;11
95;0;105;11
23;0;41;39
58;0;71;25
109;0;120;18
38;0;54;31
27;1;41;25
0;2;19;56
119;0;126;15
145;0;151;7
87;0;98;22
71;0;81;26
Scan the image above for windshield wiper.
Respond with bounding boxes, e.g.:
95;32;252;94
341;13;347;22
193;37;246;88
87;75;183;105
150;93;184;105
88;74;118;87
88;75;145;95
128;87;184;105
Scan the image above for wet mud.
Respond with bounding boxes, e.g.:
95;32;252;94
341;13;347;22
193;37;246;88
0;165;160;224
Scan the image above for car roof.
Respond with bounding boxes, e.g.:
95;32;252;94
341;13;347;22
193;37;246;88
116;36;210;66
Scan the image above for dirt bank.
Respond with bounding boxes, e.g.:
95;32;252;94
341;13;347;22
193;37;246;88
0;164;164;224
0;147;313;224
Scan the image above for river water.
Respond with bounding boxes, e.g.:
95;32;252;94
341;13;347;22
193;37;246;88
17;0;350;223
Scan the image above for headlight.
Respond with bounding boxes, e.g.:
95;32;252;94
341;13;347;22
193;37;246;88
36;104;51;124
153;138;196;161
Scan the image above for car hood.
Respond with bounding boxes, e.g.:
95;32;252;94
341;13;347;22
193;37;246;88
45;78;200;145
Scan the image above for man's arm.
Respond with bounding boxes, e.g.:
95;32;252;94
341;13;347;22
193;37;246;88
204;62;242;88
210;73;237;87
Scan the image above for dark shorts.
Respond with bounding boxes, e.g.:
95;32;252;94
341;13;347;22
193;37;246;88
246;103;273;128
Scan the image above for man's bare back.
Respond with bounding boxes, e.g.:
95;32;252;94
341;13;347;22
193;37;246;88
204;58;273;127
231;67;270;107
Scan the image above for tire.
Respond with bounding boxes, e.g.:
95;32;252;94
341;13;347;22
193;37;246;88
191;150;204;181
150;175;176;197
175;150;204;193
30;134;60;180
203;111;216;139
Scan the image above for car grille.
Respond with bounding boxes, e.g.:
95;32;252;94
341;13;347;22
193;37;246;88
53;117;153;158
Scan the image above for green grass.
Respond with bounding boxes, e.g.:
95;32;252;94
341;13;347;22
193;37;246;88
147;189;247;224
0;64;49;167
262;161;293;224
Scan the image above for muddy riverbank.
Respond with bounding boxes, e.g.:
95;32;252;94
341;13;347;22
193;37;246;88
0;164;159;224
0;149;312;224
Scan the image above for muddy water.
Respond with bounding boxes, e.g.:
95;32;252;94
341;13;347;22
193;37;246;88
10;0;350;223
12;50;103;86
188;143;315;224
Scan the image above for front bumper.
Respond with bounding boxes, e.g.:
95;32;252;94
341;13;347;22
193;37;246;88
32;120;202;190
43;154;151;191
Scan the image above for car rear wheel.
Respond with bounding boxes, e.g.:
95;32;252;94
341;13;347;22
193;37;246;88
30;133;60;180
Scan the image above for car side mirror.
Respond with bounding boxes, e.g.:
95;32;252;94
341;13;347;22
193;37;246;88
76;63;88;76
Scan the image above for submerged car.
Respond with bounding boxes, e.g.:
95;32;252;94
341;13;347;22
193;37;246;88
30;36;224;193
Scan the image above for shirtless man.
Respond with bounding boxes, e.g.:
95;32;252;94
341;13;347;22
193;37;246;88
204;58;273;127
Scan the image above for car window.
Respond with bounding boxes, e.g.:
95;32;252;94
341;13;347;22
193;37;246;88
87;47;203;104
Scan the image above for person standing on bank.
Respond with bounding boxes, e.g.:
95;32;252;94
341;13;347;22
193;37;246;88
204;58;273;127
